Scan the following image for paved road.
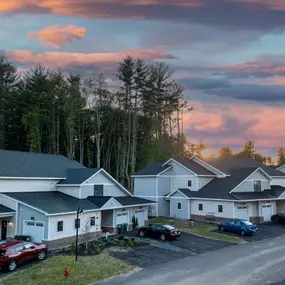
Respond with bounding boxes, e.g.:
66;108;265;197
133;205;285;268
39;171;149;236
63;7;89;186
98;234;285;285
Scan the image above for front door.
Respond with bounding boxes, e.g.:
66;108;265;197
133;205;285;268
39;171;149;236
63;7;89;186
1;221;7;240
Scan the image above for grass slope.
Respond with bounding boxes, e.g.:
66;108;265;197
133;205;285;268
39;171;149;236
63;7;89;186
0;254;134;285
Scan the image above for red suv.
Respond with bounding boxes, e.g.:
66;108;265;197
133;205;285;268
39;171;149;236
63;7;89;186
0;240;47;271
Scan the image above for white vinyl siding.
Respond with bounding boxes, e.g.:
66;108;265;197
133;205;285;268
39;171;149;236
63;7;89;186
191;200;234;218
271;178;285;187
197;177;213;190
232;169;271;193
81;171;127;198
57;186;80;198
0;179;58;192
48;211;101;240
170;192;189;219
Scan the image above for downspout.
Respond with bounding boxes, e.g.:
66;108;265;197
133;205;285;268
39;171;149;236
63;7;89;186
155;177;158;216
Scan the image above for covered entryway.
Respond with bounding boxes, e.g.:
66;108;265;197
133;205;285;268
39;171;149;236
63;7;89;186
134;210;144;227
237;206;249;220
262;204;273;222
23;221;44;243
116;212;129;225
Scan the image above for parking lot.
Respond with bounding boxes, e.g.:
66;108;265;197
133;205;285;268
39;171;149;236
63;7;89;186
110;223;285;268
215;222;285;242
109;231;234;268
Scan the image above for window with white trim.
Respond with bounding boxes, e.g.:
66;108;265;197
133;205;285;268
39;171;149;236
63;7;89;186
218;205;223;213
188;180;192;187
254;180;261;192
198;204;203;211
57;221;63;232
177;202;182;210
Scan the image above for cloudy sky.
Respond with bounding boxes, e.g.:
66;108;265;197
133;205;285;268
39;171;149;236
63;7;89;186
1;0;285;156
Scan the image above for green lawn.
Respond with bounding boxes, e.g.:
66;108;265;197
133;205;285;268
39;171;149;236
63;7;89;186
0;254;135;285
151;217;242;243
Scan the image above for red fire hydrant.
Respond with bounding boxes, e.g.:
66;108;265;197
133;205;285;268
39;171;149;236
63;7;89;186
64;267;70;280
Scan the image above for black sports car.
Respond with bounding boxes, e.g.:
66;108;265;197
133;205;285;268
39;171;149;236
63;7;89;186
138;224;180;241
271;213;285;224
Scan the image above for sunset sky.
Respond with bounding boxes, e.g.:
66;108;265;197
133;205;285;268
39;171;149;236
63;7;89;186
1;0;285;156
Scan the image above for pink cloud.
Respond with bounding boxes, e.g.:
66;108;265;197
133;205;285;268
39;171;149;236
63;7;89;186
4;49;175;69
28;25;86;48
183;101;285;153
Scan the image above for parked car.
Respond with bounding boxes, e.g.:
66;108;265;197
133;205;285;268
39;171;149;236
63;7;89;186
0;240;47;271
217;219;257;236
138;224;180;241
271;213;285;224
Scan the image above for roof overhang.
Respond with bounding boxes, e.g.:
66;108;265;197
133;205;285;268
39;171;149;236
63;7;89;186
166;189;190;199
162;158;198;176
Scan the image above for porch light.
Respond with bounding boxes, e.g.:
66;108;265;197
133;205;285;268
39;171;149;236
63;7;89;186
7;221;12;227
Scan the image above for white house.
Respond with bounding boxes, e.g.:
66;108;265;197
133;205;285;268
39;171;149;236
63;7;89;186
0;150;154;248
133;156;285;223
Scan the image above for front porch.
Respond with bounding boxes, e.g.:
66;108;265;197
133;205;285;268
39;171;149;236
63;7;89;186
101;206;149;234
0;205;16;240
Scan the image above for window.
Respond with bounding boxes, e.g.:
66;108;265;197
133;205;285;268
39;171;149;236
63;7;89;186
90;217;95;227
24;243;35;249
198;204;203;211
254;180;261;192
14;245;24;252
94;185;103;196
218;205;223;213
177;202;182;210
75;218;80;229
188;180;192;187
57;221;63;232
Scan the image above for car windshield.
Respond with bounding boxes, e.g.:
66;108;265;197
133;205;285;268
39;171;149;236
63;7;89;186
0;240;7;245
163;225;176;230
242;221;253;226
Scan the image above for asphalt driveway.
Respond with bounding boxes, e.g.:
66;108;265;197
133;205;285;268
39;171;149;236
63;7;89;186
109;231;234;268
214;222;285;242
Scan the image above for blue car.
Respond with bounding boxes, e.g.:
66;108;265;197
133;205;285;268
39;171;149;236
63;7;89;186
218;219;257;236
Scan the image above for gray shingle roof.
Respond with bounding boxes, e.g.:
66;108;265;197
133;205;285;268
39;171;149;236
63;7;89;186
176;167;259;200
133;162;171;175
134;158;216;176
87;196;155;207
0;150;85;178
231;189;285;200
115;196;155;206
57;168;100;185
3;192;99;214
206;158;285;177
175;158;216;175
0;205;15;214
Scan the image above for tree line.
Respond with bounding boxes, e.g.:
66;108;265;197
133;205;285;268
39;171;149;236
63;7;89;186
0;56;189;188
186;140;285;166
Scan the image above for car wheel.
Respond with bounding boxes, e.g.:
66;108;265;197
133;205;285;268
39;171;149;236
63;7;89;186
241;230;246;236
271;216;278;224
139;230;145;237
8;260;17;272
38;250;46;261
160;234;166;241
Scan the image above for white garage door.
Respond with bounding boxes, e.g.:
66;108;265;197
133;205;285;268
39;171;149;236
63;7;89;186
134;210;145;227
237;206;249;220
262;204;273;222
116;212;128;225
23;221;44;243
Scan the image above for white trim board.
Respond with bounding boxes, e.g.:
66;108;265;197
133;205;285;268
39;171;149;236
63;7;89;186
0;177;64;180
192;156;228;176
82;168;132;196
162;158;198;176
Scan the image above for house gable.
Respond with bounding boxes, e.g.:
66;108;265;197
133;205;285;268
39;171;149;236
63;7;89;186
162;159;197;176
101;198;122;209
80;169;130;198
192;156;228;177
277;165;285;174
231;168;271;193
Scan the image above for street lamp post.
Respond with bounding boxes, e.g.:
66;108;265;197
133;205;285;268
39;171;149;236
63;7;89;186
75;204;84;262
